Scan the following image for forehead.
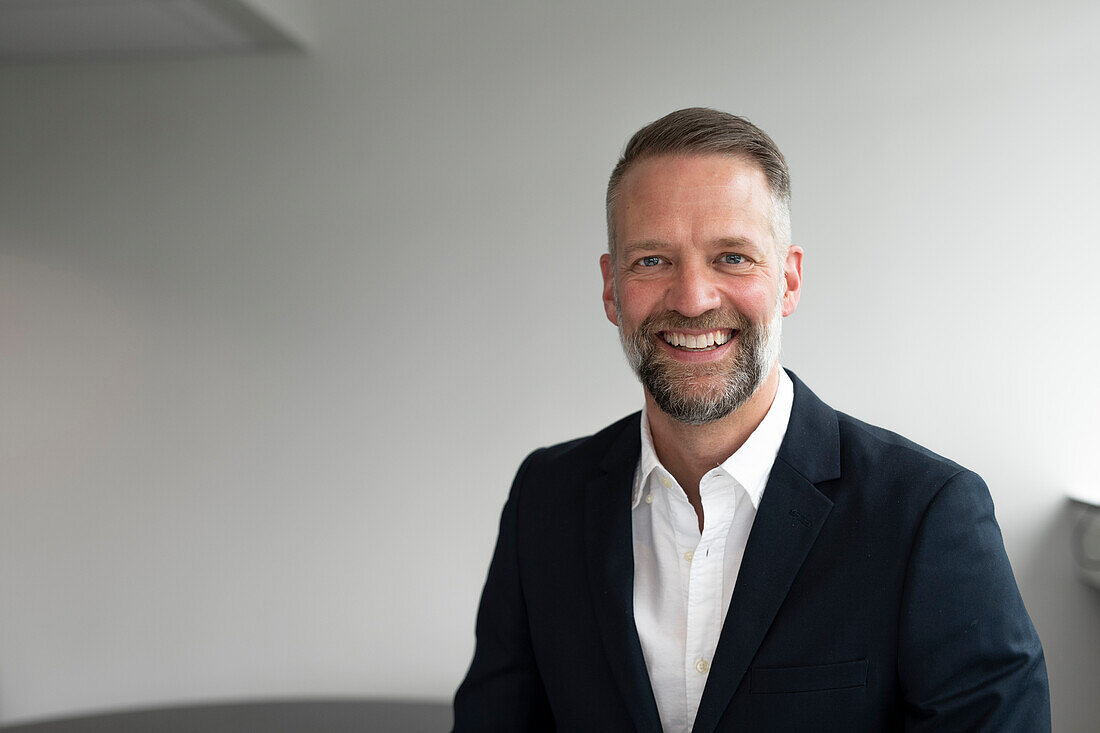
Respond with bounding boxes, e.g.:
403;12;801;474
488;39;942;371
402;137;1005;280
615;153;773;253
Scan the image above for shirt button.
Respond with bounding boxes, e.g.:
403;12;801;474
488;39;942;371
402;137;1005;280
645;493;654;504
683;550;694;562
695;659;710;674
660;475;672;488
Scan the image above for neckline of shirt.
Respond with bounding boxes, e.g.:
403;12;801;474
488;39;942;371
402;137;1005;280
631;367;795;511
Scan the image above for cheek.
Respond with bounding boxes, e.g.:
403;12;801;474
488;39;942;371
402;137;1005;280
724;283;777;317
614;280;658;318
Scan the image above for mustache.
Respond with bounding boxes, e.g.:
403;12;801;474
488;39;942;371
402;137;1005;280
633;309;751;336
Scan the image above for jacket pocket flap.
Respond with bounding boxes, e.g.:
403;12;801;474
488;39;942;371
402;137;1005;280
750;659;868;694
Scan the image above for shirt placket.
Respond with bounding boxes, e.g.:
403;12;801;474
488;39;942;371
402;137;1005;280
683;470;737;721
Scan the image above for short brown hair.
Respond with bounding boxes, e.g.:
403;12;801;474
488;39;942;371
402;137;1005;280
606;107;791;255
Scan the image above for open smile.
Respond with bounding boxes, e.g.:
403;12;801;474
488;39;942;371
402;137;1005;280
659;328;735;352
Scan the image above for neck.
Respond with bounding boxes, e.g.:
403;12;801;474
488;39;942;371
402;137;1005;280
646;363;781;500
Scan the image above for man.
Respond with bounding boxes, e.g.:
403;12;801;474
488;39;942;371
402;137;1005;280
453;108;1049;732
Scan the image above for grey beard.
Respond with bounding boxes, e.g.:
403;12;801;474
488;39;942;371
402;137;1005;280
617;299;782;425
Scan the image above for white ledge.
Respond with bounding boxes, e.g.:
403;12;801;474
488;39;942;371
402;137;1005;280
1067;487;1100;509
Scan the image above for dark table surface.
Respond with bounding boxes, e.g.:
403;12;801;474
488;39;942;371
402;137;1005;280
0;699;452;733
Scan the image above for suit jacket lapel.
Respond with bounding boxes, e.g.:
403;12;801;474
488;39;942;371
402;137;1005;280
692;371;841;733
583;414;663;733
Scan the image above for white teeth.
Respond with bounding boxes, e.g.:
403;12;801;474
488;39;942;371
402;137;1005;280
662;330;733;349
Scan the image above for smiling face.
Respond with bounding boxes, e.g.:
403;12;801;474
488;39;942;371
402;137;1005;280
600;153;803;424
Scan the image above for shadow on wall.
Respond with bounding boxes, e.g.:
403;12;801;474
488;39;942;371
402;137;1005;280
0;699;452;733
1021;500;1100;733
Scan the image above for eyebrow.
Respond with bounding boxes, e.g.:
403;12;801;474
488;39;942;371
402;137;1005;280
619;240;669;258
619;236;765;258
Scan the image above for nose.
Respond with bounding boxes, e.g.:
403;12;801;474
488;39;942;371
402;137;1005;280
665;260;722;318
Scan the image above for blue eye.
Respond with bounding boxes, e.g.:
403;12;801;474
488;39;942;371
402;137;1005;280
639;256;663;267
722;254;745;265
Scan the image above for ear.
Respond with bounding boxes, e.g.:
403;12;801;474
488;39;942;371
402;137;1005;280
781;245;803;317
600;253;619;326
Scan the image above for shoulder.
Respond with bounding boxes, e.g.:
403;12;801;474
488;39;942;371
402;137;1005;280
835;410;964;478
784;370;972;500
503;413;640;527
819;409;996;535
522;412;641;478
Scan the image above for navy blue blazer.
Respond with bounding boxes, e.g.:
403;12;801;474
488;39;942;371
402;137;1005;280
454;372;1049;731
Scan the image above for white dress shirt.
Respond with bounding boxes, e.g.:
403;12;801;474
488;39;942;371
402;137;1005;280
631;368;794;732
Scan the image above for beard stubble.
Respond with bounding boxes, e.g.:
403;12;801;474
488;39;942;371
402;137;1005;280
617;294;783;425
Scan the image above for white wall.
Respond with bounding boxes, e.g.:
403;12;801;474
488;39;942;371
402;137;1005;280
2;0;1099;728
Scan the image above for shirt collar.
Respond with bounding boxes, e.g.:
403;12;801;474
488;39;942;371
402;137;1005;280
631;367;795;510
631;405;664;508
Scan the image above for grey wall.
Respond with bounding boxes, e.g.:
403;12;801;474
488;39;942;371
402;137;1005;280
2;0;1099;728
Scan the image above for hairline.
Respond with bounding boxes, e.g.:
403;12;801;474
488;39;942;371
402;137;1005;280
606;151;791;262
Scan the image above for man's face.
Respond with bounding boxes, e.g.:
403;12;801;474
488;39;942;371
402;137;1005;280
600;154;803;425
